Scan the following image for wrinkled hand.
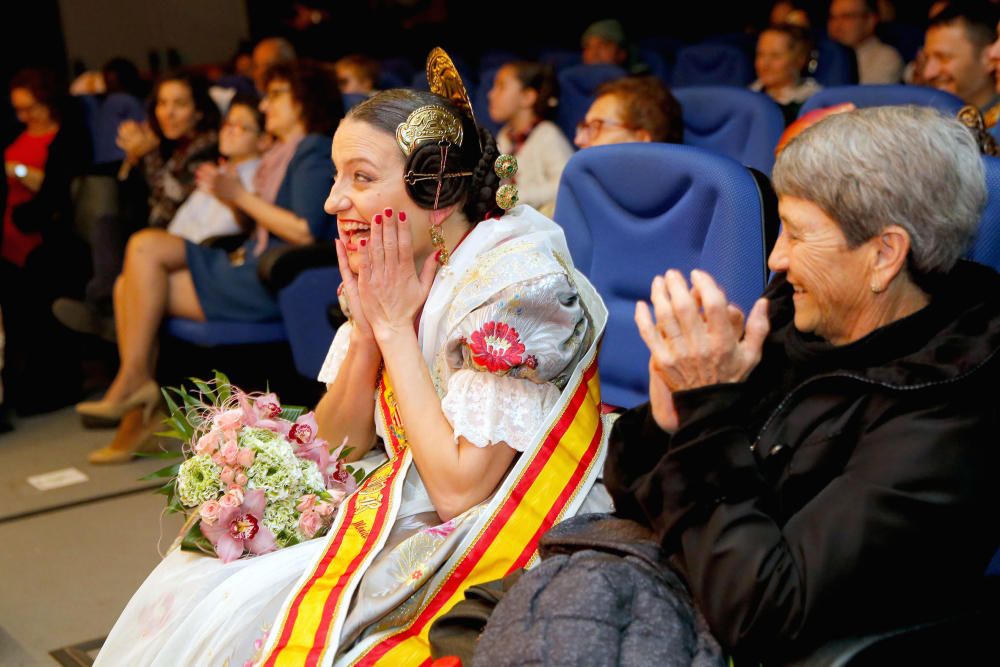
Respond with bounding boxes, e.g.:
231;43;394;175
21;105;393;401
356;208;437;345
196;162;244;203
116;120;157;163
635;269;769;431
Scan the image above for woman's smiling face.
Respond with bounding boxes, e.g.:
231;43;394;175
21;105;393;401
324;117;437;275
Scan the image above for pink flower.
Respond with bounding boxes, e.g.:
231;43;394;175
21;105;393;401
220;466;236;486
468;321;526;373
289;413;318;445
220;440;240;467
235;473;249;487
214;409;243;431
212;453;226;467
296;494;318;513
255;418;290;437
254;393;282;420
219;487;244;509
200;489;277;563
199;500;222;525
195;430;221;456
236;448;255;468
316;499;337;517
298;510;322;538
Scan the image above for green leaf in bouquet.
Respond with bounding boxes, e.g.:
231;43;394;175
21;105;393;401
141;463;181;481
133;450;183;460
279;405;307;422
214;370;232;402
189;377;217;404
167;495;186;514
351;467;368;484
339;446;355;460
180;521;216;556
154;481;175;496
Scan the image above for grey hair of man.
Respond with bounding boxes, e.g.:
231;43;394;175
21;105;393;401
772;105;986;279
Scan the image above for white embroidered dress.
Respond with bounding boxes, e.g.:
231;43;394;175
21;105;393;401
94;205;611;666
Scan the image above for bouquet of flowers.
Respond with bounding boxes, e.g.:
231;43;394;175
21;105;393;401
146;372;363;563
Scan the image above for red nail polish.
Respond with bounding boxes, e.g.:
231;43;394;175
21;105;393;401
384;207;393;217
360;239;367;247
398;211;407;222
374;214;382;224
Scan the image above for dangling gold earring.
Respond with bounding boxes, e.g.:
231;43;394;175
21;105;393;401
429;222;449;265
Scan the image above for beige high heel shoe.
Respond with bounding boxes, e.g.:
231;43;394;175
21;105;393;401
76;379;161;427
87;407;167;464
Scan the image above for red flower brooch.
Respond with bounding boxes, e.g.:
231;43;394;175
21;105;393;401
468;321;526;373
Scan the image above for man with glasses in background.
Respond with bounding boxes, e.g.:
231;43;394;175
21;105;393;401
827;0;903;84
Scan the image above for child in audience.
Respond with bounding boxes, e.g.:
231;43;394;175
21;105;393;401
334;54;380;95
489;61;573;215
167;95;267;243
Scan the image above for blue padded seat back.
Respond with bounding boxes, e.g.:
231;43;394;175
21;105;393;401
472;67;502;137
799;84;966;117
672;43;753;88
555;143;770;407
967;155;1000;272
673;86;785;174
811;37;858;87
556;64;627;139
164;318;287;347
277;266;342;379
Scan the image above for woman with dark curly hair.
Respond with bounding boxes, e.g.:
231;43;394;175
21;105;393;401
78;61;343;462
95;49;610;667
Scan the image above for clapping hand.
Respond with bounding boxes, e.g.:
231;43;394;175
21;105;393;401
196;162;244;203
634;269;769;432
116;120;158;164
355;208;438;345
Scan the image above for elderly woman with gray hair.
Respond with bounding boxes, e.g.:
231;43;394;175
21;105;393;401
466;106;1000;666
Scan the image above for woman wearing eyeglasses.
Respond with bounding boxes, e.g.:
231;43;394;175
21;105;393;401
78;60;344;463
574;75;684;149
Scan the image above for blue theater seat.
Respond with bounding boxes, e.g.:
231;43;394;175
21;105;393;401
672;43;754;88
799;84;965;117
967;155;1000;272
673;86;785;174
810;37;859;87
556;64;627;139
554;143;773;408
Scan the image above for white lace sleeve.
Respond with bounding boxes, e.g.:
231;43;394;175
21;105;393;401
441;369;561;452
316;322;353;384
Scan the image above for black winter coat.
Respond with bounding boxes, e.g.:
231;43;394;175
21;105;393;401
605;261;1000;664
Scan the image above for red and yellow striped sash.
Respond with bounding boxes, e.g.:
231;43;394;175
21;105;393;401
264;355;604;666
263;371;412;667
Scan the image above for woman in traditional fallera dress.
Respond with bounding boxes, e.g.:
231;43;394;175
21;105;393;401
95;50;611;666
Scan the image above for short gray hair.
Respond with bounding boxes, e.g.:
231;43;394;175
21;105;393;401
772;105;986;276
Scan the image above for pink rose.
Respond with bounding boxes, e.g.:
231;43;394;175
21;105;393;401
195;430;220;456
220;440;239;467
199;500;222;525
315;500;336;517
289;413;318;445
236;448;255;468
220;488;244;509
220;466;236;486
296;494;318;513
254;393;282;420
298;510;322;538
235;473;248;487
214;409;243;431
212;453;226;467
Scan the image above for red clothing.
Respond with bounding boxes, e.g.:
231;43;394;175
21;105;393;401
3;130;55;266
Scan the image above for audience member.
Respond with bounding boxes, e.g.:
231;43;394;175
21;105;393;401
581;19;646;74
488;61;572;215
751;23;822;125
923;1;1000;126
827;0;903;83
334;54;380;95
472;105;1000;667
79;60;342;463
574;76;683;149
167;95;266;243
251;37;296;94
0;68;92;413
985;16;1000;140
54;71;219;341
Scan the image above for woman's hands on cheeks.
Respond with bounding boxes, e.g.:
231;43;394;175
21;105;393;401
355;208;438;345
634;269;769;432
334;236;377;350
